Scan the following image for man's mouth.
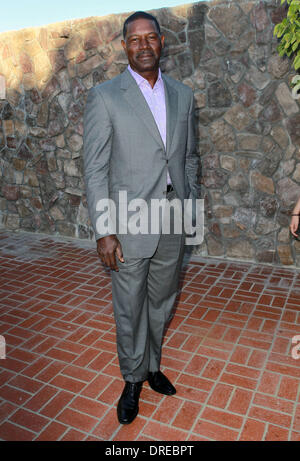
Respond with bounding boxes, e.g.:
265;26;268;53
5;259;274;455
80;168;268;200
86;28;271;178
138;53;154;59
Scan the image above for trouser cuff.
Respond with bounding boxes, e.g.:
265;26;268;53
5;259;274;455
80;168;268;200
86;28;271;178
123;374;147;383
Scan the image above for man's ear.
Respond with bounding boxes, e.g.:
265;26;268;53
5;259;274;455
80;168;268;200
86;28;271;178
121;39;127;55
160;35;165;49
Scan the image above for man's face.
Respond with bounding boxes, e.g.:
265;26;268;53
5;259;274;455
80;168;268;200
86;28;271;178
121;18;165;74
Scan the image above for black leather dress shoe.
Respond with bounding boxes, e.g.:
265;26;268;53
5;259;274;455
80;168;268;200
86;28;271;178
117;381;143;424
148;371;176;395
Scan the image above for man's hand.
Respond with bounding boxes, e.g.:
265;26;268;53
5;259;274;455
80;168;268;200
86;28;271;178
290;215;300;238
97;235;124;271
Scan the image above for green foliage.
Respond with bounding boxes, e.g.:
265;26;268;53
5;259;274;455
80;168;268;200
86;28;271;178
273;0;300;73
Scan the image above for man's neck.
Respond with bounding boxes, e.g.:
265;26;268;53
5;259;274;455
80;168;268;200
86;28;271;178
130;66;160;89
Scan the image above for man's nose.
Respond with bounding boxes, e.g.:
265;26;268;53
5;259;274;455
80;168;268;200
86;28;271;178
139;37;150;49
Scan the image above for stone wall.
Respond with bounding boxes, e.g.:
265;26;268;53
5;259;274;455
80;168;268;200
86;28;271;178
0;0;300;266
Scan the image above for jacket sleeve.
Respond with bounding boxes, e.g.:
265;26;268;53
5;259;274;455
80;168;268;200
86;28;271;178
83;86;115;240
185;90;200;202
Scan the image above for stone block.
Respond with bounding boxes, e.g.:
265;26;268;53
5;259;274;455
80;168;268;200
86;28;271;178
237;134;262;151
281;159;295;177
220;155;236;172
19;186;32;198
33;52;52;87
227;240;254;260
48;49;66;74
67;134;83;153
271;125;289;149
222;224;240;239
250;2;270;31
262;100;281;122
278;228;290;243
277;245;294;265
203;153;219;169
12;159;26;171
194;92;205;109
208;4;246;40
56;221;76;237
276;83;299;116
209;119;235;152
24;170;39;187
49;172;65;190
268;55;290;79
5;214;20;230
245;65;270;90
77;54;102;78
0;75;6;99
42;76;61;99
224;104;251;131
228;172;248;192
233;207;256;230
202;169;228;189
238;81;256;107
49;205;64;220
2;184;19;201
277;178;300;207
286;113;300;148
37;101;49;127
213;205;233;224
83;29;101;50
63;159;80;177
251;171;274;195
3;120;14;136
259;196;278;218
56;135;65;148
208;81;232;108
206;234;224;257
255;216;279;235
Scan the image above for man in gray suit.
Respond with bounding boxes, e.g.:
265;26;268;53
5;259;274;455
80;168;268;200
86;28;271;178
84;11;199;424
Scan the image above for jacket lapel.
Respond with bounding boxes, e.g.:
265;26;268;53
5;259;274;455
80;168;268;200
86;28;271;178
121;69;165;152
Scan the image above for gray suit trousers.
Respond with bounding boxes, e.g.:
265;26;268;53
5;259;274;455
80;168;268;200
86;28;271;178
111;192;185;383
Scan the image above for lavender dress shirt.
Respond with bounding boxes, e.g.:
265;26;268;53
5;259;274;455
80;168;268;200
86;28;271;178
128;65;171;185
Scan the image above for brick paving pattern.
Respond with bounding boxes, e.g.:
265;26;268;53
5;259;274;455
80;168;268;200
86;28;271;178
0;231;299;441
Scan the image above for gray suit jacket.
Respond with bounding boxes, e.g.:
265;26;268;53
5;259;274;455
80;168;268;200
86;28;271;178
83;68;199;258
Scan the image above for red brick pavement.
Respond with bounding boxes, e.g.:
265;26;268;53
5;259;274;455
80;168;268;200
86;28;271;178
0;231;299;441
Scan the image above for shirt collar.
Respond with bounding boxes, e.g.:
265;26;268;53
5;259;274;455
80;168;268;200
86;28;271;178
128;65;162;88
